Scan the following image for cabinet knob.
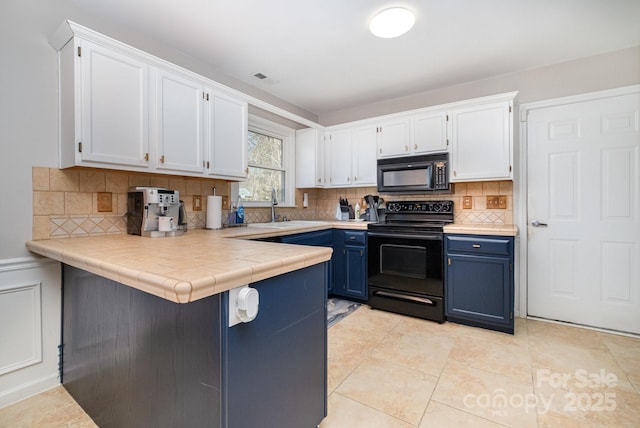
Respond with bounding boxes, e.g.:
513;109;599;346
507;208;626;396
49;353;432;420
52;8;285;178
317;178;321;183
414;144;418;150
354;176;357;181
405;145;409;151
144;153;149;161
160;155;165;163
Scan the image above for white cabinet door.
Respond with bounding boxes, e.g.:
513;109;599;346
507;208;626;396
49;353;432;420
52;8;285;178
352;124;377;186
450;101;512;181
78;39;150;167
326;129;353;187
295;128;324;188
207;91;248;179
377;117;411;158
413;111;448;154
155;69;205;174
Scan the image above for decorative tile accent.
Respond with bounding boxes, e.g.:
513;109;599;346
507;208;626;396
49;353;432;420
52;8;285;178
49;215;126;238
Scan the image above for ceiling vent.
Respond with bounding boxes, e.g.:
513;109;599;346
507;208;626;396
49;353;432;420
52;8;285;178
253;72;268;80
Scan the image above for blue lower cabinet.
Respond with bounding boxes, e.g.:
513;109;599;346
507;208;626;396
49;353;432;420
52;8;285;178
61;263;328;428
278;230;333;294
332;230;368;300
445;234;514;334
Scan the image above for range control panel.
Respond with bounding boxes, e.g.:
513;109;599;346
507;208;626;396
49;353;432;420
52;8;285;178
386;200;453;214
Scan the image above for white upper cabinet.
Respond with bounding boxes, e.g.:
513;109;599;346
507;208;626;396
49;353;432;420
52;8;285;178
377;117;411;158
295;128;324;188
63;38;150;168
321;125;377;188
412;111;448;154
325;128;353;187
52;21;248;180
351;124;377;186
206;91;248;179
155;69;205;174
449;97;513;182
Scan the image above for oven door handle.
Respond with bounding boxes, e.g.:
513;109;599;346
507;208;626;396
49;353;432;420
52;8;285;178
373;290;436;306
367;232;442;240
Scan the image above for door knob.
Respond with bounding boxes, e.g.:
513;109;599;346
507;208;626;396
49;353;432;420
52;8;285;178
531;220;548;227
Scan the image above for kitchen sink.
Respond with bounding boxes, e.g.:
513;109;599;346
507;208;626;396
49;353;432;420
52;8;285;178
248;220;329;229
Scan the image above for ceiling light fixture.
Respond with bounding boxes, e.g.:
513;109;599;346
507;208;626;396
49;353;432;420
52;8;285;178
369;7;415;38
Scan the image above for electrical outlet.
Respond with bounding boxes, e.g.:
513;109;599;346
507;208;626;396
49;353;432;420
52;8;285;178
462;196;473;209
193;195;202;211
486;195;507;209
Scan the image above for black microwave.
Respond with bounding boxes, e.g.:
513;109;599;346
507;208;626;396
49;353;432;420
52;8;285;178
377;153;451;194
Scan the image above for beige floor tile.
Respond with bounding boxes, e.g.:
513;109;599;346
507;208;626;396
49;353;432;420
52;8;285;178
527;319;608;352
0;386;95;427
432;362;538;428
448;335;533;383
336;306;403;338
455;317;528;348
372;328;456;377
337;356;437;425
530;340;636;394
601;332;640;390
320;393;414;428
419;400;507;428
534;380;640;428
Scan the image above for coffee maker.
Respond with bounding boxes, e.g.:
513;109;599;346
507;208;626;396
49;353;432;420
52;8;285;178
127;187;186;237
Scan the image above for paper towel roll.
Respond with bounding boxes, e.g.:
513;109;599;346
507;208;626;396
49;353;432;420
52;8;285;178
206;195;223;229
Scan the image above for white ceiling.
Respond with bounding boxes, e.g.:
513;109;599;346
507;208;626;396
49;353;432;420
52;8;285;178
69;0;640;116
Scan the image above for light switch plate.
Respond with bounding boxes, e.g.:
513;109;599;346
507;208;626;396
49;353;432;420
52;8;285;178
487;195;507;209
193;195;202;211
97;192;112;212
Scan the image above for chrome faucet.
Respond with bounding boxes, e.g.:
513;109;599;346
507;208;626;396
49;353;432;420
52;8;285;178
271;188;279;222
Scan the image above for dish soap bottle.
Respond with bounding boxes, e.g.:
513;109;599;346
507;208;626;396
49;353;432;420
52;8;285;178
355;202;361;220
236;200;245;224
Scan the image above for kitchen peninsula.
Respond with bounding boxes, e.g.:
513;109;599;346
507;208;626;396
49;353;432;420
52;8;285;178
26;228;334;428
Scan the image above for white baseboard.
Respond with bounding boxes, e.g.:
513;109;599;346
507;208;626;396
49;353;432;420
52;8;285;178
0;373;60;408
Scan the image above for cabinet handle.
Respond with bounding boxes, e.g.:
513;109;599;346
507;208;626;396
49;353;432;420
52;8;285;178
360;250;364;257
453;170;457;177
448;258;451;265
160;155;165;163
472;244;481;248
207;161;210;169
379;148;382;153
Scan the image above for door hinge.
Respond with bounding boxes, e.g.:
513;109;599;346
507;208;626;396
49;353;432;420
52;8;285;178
203;92;209;101
448;257;451;266
509;106;512;113
160;155;165;163
509;165;512;173
77;46;81;57
510;311;513;320
446;139;449;146
144;152;149;161
78;142;82;153
510;263;513;271
207;161;210;169
446;114;449;121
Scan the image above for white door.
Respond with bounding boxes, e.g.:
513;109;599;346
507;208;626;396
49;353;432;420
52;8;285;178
527;91;640;334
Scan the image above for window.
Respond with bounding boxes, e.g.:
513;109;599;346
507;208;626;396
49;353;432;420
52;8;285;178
233;115;295;206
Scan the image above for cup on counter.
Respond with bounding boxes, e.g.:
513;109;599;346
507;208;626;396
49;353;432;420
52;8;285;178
158;216;175;232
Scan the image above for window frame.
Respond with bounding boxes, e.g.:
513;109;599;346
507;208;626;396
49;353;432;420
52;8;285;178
231;114;296;207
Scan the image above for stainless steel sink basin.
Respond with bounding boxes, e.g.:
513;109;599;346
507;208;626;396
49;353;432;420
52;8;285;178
248;220;329;229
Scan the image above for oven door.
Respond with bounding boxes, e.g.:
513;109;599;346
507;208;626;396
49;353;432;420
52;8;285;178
367;231;443;297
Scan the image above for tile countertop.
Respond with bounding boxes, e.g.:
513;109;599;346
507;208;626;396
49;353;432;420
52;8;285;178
443;223;518;237
25;221;370;304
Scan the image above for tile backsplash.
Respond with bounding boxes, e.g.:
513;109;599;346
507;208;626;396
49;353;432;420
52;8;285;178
32;167;513;240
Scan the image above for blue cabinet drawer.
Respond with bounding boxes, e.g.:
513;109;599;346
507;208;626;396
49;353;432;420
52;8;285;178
446;235;512;255
343;231;366;245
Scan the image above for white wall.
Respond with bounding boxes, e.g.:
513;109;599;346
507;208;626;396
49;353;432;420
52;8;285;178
318;46;640;126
